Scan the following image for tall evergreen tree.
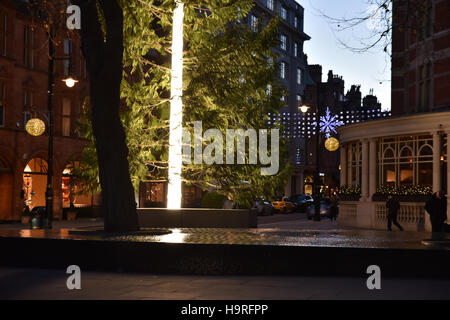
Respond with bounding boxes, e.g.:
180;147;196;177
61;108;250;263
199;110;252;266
75;0;291;208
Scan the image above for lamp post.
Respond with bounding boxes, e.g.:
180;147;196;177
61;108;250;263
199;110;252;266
25;29;77;229
299;103;322;221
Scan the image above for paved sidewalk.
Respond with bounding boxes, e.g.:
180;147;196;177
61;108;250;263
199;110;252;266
0;267;449;300
0;219;104;231
258;212;358;230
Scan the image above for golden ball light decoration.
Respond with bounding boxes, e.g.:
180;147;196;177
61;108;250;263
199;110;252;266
325;137;340;152
26;118;46;137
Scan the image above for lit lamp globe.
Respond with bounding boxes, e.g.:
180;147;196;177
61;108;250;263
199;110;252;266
325;137;340;152
299;104;310;113
62;76;78;88
26;118;46;137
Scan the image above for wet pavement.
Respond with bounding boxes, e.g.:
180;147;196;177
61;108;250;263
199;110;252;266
0;215;449;280
0;226;448;250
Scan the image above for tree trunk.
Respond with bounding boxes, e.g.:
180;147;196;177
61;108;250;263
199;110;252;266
74;0;138;232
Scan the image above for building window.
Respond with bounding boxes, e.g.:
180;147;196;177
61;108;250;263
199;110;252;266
280;7;287;20
378;135;434;188
0;12;7;56
350;142;362;187
297;68;302;85
250;15;258;32
63;39;73;76
266;0;274;11
294;42;298;57
294;16;298;28
280;61;287;79
280;34;287;51
296;94;302;106
24;26;34;68
23;91;33;129
418;63;432;112
62;98;71;136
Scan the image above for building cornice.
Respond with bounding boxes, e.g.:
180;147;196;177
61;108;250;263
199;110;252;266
338;111;450;143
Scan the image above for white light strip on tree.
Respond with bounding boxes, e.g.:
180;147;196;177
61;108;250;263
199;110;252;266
167;1;184;210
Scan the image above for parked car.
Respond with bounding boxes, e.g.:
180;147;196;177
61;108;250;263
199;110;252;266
288;194;314;212
272;197;294;214
252;199;274;216
307;198;331;219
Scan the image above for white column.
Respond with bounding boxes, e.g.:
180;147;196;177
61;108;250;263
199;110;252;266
340;144;347;187
369;139;377;199
361;139;369;200
347;145;353;186
432;132;441;193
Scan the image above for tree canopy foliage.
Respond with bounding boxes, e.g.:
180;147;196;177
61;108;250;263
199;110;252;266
75;0;291;208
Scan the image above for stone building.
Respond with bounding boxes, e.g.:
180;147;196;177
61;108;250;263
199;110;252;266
253;0;310;196
0;0;90;221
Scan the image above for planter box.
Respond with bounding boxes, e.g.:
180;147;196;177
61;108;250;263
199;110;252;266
372;194;431;202
138;208;257;228
338;195;361;201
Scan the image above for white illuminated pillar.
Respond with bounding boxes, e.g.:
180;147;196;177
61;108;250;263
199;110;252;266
167;1;184;209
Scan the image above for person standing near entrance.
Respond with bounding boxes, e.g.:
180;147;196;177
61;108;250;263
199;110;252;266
425;191;448;233
329;195;338;222
386;194;404;231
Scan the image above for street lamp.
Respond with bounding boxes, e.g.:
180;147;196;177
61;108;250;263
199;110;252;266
299;103;322;221
62;76;78;88
28;29;77;229
299;104;310;114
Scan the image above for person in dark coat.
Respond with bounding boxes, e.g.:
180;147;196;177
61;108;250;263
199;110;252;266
329;195;338;222
425;191;448;233
386;194;403;231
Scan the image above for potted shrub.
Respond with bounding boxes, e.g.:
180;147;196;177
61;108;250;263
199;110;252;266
67;202;77;221
201;191;226;209
372;185;432;202
21;205;31;224
338;185;361;201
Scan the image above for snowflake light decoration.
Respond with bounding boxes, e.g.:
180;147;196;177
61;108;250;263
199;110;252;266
319;107;344;138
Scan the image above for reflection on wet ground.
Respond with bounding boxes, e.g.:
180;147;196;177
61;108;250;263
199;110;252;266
0;227;448;250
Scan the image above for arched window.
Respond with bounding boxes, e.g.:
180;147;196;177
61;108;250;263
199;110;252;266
418;145;433;187
23;158;48;209
383;148;394;159
378;135;433;187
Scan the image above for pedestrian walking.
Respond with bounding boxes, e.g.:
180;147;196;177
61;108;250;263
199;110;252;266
386;194;403;231
425;191;449;233
329;195;338;222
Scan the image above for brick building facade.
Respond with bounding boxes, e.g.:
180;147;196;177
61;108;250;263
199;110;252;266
391;0;450;115
0;0;89;221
